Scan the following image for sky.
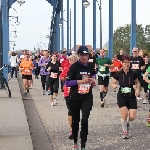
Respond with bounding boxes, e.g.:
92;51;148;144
9;0;150;51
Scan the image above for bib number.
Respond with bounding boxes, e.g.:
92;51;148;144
88;59;93;62
121;87;131;93
25;70;30;74
78;84;90;94
50;72;58;78
132;64;139;69
99;66;105;71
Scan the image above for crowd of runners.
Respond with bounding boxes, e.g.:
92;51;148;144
8;46;150;150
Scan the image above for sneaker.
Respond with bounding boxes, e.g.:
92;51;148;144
51;101;54;106
42;91;45;95
26;88;29;93
24;93;27;96
101;99;105;107
46;90;51;95
143;100;147;104
69;131;73;140
146;118;150;127
73;144;79;150
54;98;58;104
122;132;129;139
137;96;142;100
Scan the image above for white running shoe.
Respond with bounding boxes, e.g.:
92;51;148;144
51;101;54;106
54;98;58;104
136;96;142;100
143;100;147;104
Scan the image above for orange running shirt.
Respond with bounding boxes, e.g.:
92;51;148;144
110;59;122;72
20;60;33;75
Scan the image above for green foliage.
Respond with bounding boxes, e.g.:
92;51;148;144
113;24;150;55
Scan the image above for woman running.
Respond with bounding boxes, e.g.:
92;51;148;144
46;53;60;106
66;46;96;150
111;56;140;139
60;54;78;140
19;53;34;95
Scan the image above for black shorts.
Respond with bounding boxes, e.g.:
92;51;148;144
110;72;117;78
98;76;109;87
22;75;32;80
117;94;137;109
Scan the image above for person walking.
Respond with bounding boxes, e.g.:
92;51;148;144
66;46;96;150
9;51;19;78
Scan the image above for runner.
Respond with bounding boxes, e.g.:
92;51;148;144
117;49;124;61
19;53;34;95
46;53;60;106
66;46;96;150
111;56;140;139
38;50;50;95
141;53;150;104
110;54;122;79
95;49;113;107
130;47;145;100
143;65;150;127
60;54;78;139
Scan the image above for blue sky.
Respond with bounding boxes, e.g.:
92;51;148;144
9;0;150;51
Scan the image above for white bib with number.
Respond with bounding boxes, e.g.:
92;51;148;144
132;64;139;69
50;72;58;78
88;59;93;62
25;70;30;74
78;84;91;94
99;66;105;71
121;87;131;93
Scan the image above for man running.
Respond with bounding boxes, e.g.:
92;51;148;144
95;49;113;107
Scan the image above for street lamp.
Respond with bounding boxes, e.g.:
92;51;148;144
11;31;17;38
17;0;25;6
9;16;20;26
96;0;102;49
83;0;90;8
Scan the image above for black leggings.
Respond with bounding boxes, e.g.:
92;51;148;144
41;75;46;90
49;78;59;95
141;78;148;93
68;98;93;148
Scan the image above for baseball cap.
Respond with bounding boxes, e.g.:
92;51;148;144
77;46;89;55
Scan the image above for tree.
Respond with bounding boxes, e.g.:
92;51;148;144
113;24;148;55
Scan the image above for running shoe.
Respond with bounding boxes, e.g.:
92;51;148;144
51;101;54;106
146;118;150;127
73;143;79;150
26;88;29;93
122;132;129;139
69;131;73;140
143;100;147;104
54;98;58;104
136;96;142;100
24;93;27;96
101;101;104;107
42;91;45;95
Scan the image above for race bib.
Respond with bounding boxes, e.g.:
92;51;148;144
99;66;105;71
78;84;91;94
25;70;30;74
50;72;58;78
121;87;131;93
60;59;64;63
88;59;93;62
132;64;139;69
67;87;71;94
114;67;118;71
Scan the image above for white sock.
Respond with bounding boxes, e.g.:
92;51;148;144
121;118;127;133
127;116;130;124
